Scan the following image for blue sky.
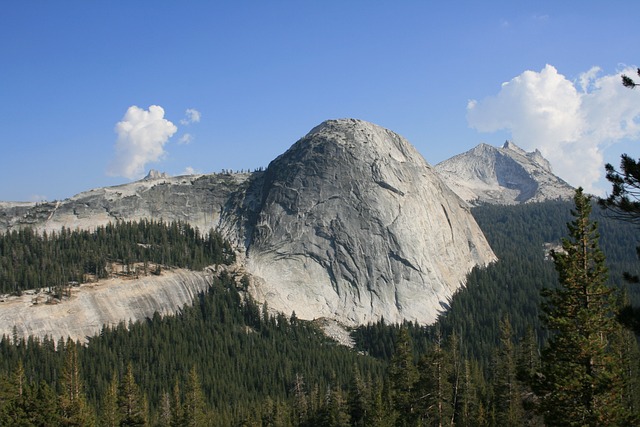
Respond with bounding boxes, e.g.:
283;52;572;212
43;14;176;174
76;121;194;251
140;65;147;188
1;1;639;201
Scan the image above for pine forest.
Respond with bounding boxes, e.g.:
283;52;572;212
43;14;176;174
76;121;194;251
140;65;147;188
1;192;640;426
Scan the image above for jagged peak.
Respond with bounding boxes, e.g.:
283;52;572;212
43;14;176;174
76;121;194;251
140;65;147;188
472;143;498;153
435;140;574;205
502;140;527;155
143;170;170;180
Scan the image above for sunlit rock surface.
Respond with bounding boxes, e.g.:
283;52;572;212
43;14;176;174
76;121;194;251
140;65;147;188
243;119;496;325
435;141;574;205
0;269;213;343
0;119;497;332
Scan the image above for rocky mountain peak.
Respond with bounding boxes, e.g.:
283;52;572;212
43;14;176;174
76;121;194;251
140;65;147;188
435;141;573;205
144;169;170;180
244;118;496;325
502;140;526;155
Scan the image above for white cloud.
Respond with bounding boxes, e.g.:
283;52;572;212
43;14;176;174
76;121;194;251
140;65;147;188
178;133;193;145
180;108;201;125
182;166;197;175
108;105;177;179
467;64;640;194
578;66;601;92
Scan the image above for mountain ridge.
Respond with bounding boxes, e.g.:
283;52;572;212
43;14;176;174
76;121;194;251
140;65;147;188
434;141;574;205
0;119;497;331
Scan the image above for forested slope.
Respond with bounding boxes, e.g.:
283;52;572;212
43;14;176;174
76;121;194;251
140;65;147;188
355;200;640;366
1;200;639;425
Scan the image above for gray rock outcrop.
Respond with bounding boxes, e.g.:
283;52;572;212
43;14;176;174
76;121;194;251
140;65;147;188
0;269;213;343
242;119;496;325
0;173;251;234
435;141;574;205
0;119;497;330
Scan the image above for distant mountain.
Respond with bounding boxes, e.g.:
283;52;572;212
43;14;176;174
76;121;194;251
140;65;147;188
0;119;496;332
434;141;574;205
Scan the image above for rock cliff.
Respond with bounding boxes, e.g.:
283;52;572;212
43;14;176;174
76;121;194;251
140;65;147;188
0;119;497;330
243;119;496;325
435;141;574;205
0;269;213;343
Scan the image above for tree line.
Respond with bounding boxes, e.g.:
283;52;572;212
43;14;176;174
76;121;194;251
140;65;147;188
0;219;235;296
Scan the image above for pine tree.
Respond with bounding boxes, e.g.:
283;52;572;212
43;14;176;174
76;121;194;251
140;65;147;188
415;329;452;427
292;373;309;426
118;362;147;426
25;380;60;426
100;373;120;427
157;391;172;427
515;328;544;426
182;366;208;426
537;188;628;426
492;317;523;426
170;381;183;427
317;382;351;427
347;365;371;427
58;339;95;426
388;328;418;426
0;362;28;425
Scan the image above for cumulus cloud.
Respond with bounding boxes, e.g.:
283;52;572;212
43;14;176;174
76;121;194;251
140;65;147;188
108;105;177;179
467;64;640;194
180;108;201;125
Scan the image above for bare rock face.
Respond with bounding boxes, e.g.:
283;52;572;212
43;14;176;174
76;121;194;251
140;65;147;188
0;173;251;234
244;119;496;325
435;141;574;205
0;269;213;343
0;119;497;330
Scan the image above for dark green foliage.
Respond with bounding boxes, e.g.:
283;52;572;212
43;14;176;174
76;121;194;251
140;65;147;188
2;197;640;424
117;362;148;426
492;317;523;426
434;199;640;367
352;198;640;424
0;272;385;425
0;220;235;294
415;330;453;426
537;189;628;426
387;329;418;426
58;340;95;426
621;68;640;89
600;151;640;332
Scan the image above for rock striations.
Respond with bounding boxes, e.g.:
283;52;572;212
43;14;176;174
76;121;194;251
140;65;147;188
0;119;497;336
0;269;214;342
244;119;496;325
435;141;574;205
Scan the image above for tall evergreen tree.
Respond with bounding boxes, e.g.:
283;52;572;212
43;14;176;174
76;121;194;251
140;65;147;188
181;366;208;427
537;188;628;426
416;329;452;427
347;366;368;427
58;339;95;426
492;317;523;426
388;328;418;426
99;373;120;427
118;362;147;426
